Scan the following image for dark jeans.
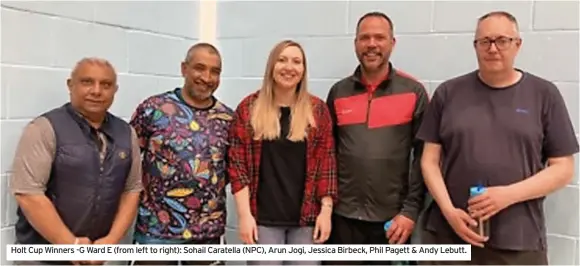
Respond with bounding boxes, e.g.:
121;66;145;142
322;214;415;265
418;229;548;265
132;237;225;266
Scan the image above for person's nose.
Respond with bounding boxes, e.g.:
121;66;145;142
199;70;211;83
282;64;298;74
88;84;103;96
488;42;499;53
282;62;293;71
367;38;379;49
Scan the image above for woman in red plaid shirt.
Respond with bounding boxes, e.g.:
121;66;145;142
227;40;338;265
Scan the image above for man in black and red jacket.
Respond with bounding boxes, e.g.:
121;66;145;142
324;11;429;265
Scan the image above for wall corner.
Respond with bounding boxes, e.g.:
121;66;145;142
198;0;218;44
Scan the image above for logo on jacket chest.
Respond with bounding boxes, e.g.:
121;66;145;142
334;92;417;128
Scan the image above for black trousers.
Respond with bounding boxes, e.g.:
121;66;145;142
322;213;416;265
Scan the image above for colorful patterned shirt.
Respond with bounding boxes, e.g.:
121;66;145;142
130;88;234;243
227;91;338;226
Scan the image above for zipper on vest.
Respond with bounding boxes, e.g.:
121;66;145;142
92;132;107;236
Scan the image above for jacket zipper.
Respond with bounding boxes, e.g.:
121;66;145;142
92;133;106;238
366;89;373;122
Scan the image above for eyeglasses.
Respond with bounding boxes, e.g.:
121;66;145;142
473;36;520;51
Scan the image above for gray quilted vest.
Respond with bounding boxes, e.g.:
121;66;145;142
15;103;133;247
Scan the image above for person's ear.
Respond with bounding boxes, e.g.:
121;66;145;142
67;78;73;93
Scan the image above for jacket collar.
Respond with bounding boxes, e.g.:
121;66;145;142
350;62;396;90
64;102;113;134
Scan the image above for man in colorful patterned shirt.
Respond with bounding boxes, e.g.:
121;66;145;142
129;43;234;265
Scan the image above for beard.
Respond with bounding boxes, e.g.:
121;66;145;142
183;84;215;108
358;51;389;74
360;58;388;75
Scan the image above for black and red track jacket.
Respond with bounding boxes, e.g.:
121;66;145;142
326;63;429;223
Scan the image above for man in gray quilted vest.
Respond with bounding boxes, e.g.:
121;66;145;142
9;57;143;265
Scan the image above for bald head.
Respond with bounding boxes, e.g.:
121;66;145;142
184;43;221;64
70;57;117;82
476;11;520;38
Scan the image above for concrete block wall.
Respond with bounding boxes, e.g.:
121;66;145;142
0;1;199;264
215;1;579;265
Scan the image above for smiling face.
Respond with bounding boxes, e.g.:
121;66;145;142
181;47;222;107
474;14;522;74
355;15;395;73
272;45;305;91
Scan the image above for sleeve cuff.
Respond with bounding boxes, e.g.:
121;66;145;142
230;180;247;194
399;208;419;223
10;188;46;195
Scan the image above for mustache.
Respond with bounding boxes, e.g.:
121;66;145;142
363;50;382;57
194;79;213;87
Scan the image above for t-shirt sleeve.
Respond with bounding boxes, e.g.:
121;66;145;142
130;99;153;153
416;84;445;144
124;127;144;193
542;85;579;158
9;117;57;195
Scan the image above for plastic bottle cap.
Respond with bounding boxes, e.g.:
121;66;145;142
384;220;393;231
470;185;486;196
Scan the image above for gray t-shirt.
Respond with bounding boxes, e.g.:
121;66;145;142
417;70;579;251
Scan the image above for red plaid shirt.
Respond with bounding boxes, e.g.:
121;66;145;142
227;91;338;226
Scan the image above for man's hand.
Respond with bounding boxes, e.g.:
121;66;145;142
468;186;515;222
85;236;119;265
93;235;119;245
443;208;488;247
71;237;92;265
385;214;414;244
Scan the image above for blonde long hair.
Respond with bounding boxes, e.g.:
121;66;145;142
250;40;316;142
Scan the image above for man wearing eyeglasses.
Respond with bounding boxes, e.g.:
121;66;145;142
416;11;578;265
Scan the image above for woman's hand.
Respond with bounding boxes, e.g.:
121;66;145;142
239;213;258;244
313;207;332;244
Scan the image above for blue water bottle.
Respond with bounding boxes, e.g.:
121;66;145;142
383;220;393;232
470;185;490;238
383;220;410;265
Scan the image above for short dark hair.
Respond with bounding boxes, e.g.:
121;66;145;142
184;42;221;63
477;11;519;31
355;11;394;35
